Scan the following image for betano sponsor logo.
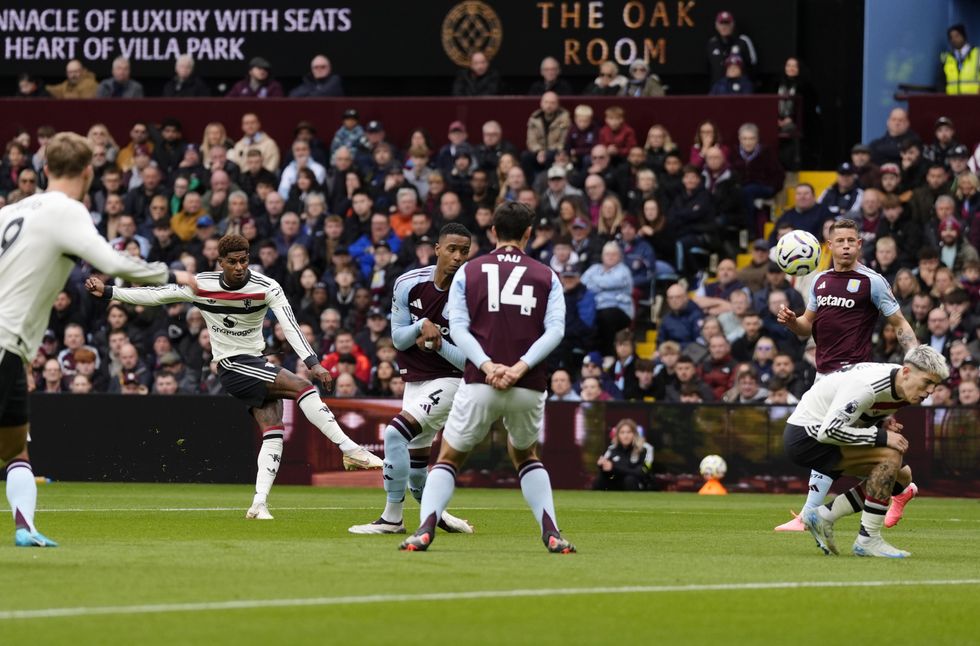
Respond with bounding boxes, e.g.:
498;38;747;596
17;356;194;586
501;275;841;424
817;295;855;308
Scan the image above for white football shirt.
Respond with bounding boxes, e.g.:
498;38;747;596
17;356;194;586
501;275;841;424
107;270;317;364
787;362;905;447
0;191;169;362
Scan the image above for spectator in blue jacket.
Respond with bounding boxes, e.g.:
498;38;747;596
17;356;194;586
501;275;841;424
709;55;754;95
582;241;635;355
549;268;597;373
331;108;365;155
349;213;402;278
659;283;704;346
618;215;654;291
290;55;344;97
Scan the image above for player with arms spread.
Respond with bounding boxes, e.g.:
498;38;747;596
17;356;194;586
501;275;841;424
784;346;947;557
349;223;474;535
399;202;575;554
775;218;921;532
0;132;194;547
86;234;382;520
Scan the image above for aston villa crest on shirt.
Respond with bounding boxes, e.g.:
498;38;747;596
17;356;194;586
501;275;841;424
846;279;860;293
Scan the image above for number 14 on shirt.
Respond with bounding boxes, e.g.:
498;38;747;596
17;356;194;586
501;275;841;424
482;265;538;315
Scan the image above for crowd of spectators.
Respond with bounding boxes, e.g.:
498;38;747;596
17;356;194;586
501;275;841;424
1;14;977;410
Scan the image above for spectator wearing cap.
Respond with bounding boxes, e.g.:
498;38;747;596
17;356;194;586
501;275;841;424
157;351;195;393
569;213;603;269
706;10;757;87
752;260;805;315
925;117;960;167
355;120;395;175
549;269;596;372
877;193;922;268
162;54;211;97
290;54;344;97
618;215;655;292
330;109;365;156
850;143;881;190
435;121;472;175
529;56;574;96
768;183;831;245
818;162;863;218
527;216;557;265
523;91;571;183
47;59;98;99
737;239;772;292
452;50;501;96
709;54;753;95
541;165;583;217
937;215;979;272
233;113;280;173
576;352;621;399
877;163;903;199
948;144;972;191
941;24;979;95
868;107;921;166
96;56;144;98
620;59;666;97
354;306;390;359
403;234;438;272
227;56;283;97
732;122;783;235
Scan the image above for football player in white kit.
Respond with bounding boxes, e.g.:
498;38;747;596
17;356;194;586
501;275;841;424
784;346;947;557
0;132;195;547
86;234;382;520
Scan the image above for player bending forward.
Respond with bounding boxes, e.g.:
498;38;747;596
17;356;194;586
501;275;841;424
0;132;197;546
400;202;575;554
349;223;474;535
784;346;947;558
775;218;920;532
86;234;382;520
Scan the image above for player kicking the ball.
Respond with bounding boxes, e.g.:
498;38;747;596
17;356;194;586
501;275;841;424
0;133;197;546
784;346;947;557
400;202;575;554
349;224;475;535
86;234;382;520
775;219;921;532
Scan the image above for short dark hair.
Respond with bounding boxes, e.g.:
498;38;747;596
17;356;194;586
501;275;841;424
768;376;788;391
676;355;696;366
681;164;700;177
492;201;535;243
218;234;249;257
440;222;471;240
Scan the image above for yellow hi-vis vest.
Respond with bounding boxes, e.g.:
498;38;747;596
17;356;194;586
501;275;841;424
943;47;980;94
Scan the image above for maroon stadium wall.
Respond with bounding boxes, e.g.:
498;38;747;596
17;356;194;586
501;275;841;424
908;94;980;150
0;96;782;160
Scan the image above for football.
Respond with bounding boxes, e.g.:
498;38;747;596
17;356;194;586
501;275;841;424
699;454;728;480
774;229;822;276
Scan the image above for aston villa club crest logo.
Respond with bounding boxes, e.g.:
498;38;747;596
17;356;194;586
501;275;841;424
442;1;503;67
846;279;860;293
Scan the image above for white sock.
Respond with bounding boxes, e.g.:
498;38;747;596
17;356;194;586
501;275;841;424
296;387;356;451
419;463;456;529
6;459;37;532
819;484;864;522
519;460;559;535
408;458;429;503
254;427;284;505
803;470;833;511
860;495;889;538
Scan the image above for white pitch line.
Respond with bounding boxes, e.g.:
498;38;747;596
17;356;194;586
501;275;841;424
2;579;978;621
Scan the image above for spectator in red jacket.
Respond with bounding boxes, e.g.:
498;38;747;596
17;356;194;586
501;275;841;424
319;329;371;384
699;334;737;400
731;122;784;236
597;106;637;163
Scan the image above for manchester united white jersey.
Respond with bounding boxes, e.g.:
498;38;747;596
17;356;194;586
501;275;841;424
787;362;905;446
107;270;316;364
0;191;169;362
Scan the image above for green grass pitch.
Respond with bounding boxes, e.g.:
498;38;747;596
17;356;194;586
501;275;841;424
1;483;978;645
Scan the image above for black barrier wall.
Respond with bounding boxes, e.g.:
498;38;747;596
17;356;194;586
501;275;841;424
23;395;980;497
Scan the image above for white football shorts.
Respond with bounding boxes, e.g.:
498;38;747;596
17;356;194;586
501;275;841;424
402;377;461;449
441;383;546;453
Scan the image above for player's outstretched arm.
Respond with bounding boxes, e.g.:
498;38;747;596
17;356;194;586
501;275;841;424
267;282;321;371
887;310;919;354
86;276;196;305
65;211;170;286
777;304;814;337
